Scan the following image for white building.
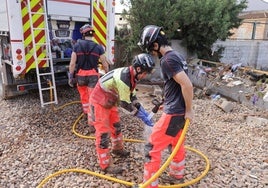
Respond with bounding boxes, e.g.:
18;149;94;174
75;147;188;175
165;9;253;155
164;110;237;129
115;13;130;30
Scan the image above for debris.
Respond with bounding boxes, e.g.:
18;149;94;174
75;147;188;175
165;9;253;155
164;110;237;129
249;174;259;180
211;94;221;100
216;100;234;112
264;91;268;102
188;58;268;110
246;116;268;126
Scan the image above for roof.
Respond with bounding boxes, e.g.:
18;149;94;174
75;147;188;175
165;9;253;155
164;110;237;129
239;11;268;19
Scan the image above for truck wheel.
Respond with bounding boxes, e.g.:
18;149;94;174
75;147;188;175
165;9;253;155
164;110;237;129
0;74;6;99
0;75;8;100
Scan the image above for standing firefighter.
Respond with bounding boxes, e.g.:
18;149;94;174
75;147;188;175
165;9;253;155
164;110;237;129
89;53;155;174
68;24;110;115
138;25;194;187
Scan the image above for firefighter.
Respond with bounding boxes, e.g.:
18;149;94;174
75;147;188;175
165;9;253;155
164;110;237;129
89;53;155;174
68;24;110;122
138;25;194;187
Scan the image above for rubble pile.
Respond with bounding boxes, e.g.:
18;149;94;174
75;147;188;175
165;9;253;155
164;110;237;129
188;59;268;110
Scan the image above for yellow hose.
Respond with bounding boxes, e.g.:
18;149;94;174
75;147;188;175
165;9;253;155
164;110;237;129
40;86;210;187
47;80;81;111
72;113;145;143
37;116;210;188
139;120;189;188
137;119;211;188
37;168;134;188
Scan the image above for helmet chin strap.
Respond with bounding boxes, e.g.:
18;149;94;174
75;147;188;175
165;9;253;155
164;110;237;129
152;43;162;58
135;70;142;81
152;48;162;58
133;66;142;81
129;66;137;91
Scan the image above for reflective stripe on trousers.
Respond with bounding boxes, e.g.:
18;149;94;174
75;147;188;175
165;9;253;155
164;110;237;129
169;159;185;178
143;171;158;187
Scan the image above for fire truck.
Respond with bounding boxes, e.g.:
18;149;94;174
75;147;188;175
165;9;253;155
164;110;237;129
0;0;115;107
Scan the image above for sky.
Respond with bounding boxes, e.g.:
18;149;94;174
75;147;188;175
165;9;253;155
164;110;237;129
115;0;129;13
246;0;268;11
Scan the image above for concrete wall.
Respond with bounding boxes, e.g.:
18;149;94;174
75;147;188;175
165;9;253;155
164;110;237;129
143;39;268;83
213;40;268;70
153;40;268;71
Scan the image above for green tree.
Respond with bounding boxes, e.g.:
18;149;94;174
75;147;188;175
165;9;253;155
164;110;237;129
128;0;179;39
119;0;247;61
114;0;180;66
175;0;247;59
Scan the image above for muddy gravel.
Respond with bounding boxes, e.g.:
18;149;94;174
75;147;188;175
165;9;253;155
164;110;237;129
0;84;267;188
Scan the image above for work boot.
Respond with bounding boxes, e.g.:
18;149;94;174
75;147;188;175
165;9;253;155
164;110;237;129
111;149;130;157
104;165;124;174
161;173;184;185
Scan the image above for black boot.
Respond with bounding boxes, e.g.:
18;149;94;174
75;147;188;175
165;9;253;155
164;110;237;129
104;165;124;174
111;149;130;157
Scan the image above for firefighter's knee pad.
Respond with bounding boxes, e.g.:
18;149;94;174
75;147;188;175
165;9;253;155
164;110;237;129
144;143;153;162
100;133;110;149
113;122;121;135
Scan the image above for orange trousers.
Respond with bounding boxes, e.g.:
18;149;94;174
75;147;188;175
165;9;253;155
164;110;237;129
143;113;186;188
89;102;124;169
76;69;99;115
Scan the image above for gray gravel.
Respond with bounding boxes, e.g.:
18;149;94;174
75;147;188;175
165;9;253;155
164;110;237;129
0;85;267;188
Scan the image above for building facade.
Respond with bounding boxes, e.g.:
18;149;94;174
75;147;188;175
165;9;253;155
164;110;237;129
230;11;268;40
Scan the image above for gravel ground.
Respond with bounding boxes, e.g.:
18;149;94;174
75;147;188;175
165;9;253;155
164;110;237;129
0;84;267;188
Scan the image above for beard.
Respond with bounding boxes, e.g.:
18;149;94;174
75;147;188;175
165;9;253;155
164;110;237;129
157;51;162;58
150;50;162;59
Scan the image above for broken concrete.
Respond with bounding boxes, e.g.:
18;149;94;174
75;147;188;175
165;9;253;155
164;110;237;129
216;100;234;113
188;58;268;110
246;116;268;126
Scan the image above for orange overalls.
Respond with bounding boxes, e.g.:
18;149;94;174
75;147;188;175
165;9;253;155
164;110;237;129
89;66;136;170
76;69;99;114
143;113;186;188
89;82;125;169
73;39;104;116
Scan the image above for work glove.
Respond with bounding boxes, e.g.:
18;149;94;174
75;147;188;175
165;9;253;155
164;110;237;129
68;72;75;87
135;105;154;127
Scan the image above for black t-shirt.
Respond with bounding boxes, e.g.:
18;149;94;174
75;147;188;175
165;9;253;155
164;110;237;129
73;39;105;71
160;50;188;114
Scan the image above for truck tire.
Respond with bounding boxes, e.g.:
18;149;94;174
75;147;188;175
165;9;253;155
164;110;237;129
0;75;4;99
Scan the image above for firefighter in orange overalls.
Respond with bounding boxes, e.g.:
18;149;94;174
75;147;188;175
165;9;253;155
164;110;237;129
138;25;194;187
68;24;111;127
89;53;155;174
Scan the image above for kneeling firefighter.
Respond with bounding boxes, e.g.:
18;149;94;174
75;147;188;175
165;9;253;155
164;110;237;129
89;53;155;174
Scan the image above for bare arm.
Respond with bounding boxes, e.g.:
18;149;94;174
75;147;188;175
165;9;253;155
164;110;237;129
173;71;194;122
69;52;77;74
99;54;110;73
